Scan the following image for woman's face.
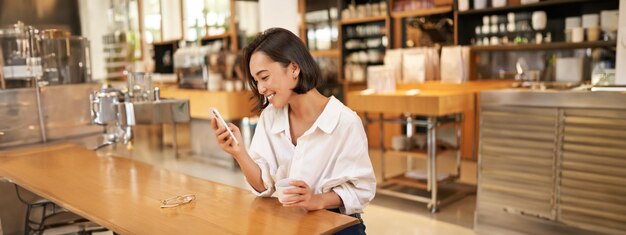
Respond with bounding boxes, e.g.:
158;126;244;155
249;51;299;109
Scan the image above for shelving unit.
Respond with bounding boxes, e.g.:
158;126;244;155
183;0;239;52
298;0;343;101
102;32;133;80
388;1;455;49
456;0;619;45
299;0;459;98
340;15;388;25
338;0;391;98
310;49;341;58
458;0;607;15
390;5;452;18
200;33;231;41
470;40;617;51
456;0;619;80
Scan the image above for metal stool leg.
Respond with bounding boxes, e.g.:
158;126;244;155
379;113;385;183
405;114;414;173
427;117;438;213
24;203;32;234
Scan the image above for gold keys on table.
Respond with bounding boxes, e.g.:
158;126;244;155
160;194;196;208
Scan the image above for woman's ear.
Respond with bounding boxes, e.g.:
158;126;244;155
290;62;301;79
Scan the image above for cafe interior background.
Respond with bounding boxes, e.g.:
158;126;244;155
0;0;625;234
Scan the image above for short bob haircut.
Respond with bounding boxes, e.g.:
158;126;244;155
242;27;322;111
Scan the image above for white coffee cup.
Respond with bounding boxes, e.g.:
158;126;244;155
492;0;506;7
234;80;244;91
507;12;515;23
572;27;584;43
458;0;469;11
565;17;581;29
224;80;235;92
482;16;490;25
474;0;487;10
531;11;547;30
275;178;298;204
582;14;599;28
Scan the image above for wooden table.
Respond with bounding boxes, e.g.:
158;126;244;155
396;80;515;159
347;90;473;115
347;90;474;213
0;144;358;234
350;81;515;160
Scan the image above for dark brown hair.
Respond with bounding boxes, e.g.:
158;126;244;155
242;28;322;111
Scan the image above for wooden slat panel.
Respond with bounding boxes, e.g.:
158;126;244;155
478;106;557;219
560;109;626;233
562;152;626;168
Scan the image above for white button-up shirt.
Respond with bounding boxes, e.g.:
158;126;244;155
248;96;376;215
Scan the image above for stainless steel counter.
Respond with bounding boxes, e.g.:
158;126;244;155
0;83;104;148
476;89;626;235
481;89;626;109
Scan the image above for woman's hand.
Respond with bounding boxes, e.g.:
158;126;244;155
281;180;325;211
211;117;245;158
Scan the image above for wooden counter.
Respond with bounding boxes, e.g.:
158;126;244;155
395;80;515;92
0;144;358;234
159;86;255;120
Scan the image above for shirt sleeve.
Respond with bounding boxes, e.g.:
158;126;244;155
247;111;277;197
321;114;376;215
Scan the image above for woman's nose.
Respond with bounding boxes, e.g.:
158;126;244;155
258;83;266;94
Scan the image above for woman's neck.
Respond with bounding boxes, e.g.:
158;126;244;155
287;89;329;121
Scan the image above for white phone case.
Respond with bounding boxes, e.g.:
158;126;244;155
210;108;239;146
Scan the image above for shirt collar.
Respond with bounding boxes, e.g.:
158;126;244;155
269;96;342;135
269;104;289;134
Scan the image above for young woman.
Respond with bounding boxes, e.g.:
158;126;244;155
212;28;375;234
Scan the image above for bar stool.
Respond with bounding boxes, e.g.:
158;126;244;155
14;185;107;234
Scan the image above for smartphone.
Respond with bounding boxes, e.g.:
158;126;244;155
210;108;239;146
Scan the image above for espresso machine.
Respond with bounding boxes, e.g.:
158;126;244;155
90;72;190;153
174;45;212;89
173;42;239;91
